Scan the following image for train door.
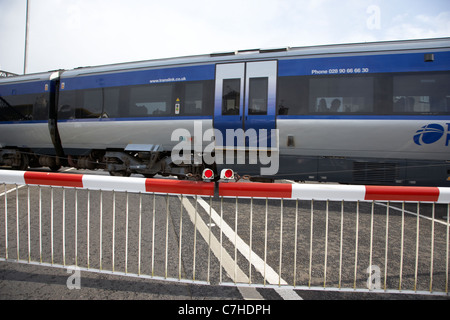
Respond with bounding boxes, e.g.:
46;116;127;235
214;60;277;150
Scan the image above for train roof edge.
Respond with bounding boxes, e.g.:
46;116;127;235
2;37;450;80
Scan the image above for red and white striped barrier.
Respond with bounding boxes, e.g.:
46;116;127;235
219;182;450;203
0;170;214;196
1;170;449;203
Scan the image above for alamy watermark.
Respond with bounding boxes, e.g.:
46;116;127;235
171;121;280;176
67;266;81;290
366;265;381;290
366;5;381;30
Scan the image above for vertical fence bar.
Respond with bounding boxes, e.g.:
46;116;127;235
338;200;344;289
87;189;91;269
384;202;390;291
138;192;142;276
75;189;78;267
151;193;156;277
99;190;103;271
249;197;253;284
178;195;183;280
62;187;66;266
368;201;374;288
264;198;268;286
308;199;314;288
293;199;299;287
430;203;435;293
207;196;212;283
111;190;115;272
125;191;129;274
4;184;8;260
50;186;53;264
324;200;329;288
39;187;42;263
279;198;283;287
220;196;224;284
16;184;19;261
353;201;359;289
399;202;405;291
27;186;30;263
165;193;169;279
234;197;238;283
193;195;198;281
414;202;420;292
446;204;449;294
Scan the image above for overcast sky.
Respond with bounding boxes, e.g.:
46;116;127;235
1;0;449;74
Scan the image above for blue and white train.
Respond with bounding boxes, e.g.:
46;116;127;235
1;38;449;186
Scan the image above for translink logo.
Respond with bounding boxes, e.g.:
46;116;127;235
413;123;450;146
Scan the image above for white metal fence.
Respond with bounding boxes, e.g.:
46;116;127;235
0;169;449;296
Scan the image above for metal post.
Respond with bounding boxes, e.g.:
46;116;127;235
4;185;8;260
16;185;19;261
23;0;30;74
138;192;142;276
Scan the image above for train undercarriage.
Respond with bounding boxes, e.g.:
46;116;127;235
0;146;213;181
1;146;448;186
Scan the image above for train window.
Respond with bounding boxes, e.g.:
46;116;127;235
180;80;214;116
276;76;309;115
277;71;450;116
58;90;76;119
77;89;103;118
222;79;240;115
248;77;268;115
129;83;173;117
183;82;203;115
0;93;48;121
59;87;126;119
57;80;213;120
393;73;450;114
33;94;49;120
309;76;374;113
103;87;120;118
202;80;214;116
58;89;101;119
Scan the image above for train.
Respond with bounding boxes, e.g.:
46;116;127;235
1;38;449;186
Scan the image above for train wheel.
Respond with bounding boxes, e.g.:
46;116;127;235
13;153;29;171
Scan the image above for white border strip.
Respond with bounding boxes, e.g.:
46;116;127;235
82;175;147;193
438;187;450;203
291;184;366;201
0;170;25;185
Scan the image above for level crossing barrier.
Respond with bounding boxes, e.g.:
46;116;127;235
0;169;449;296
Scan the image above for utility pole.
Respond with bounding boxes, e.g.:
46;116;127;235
23;0;30;74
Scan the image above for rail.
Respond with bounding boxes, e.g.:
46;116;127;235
0;169;449;296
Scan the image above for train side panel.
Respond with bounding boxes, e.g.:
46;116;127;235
0;122;53;149
277;118;449;161
57;118;213;151
276;118;450;186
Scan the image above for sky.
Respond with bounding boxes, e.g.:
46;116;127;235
0;0;449;74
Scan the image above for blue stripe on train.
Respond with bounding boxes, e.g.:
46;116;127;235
60;64;216;91
0;80;51;96
278;51;450;77
276;115;450;120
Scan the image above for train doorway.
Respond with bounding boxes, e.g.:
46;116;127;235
213;61;277;151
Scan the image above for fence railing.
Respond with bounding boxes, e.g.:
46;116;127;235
0;169;449;296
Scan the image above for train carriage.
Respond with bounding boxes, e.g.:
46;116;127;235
1;38;449;186
0;71;61;170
